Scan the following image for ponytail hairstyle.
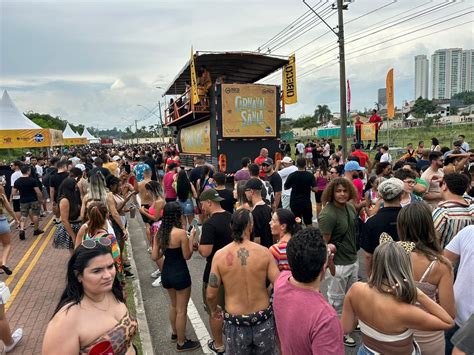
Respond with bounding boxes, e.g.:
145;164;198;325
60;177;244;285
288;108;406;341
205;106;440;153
274;208;301;236
145;180;162;200
231;209;253;243
86;201;108;236
157;202;182;250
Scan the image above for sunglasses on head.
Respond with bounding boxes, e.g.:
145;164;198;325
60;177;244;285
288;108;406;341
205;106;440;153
82;237;111;249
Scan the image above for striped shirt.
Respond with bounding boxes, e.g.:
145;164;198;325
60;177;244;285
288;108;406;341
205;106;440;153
433;197;474;248
269;240;290;271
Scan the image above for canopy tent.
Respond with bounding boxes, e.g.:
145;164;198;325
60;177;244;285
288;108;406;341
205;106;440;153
81;127;100;144
63;123;87;146
406;114;417;121
0;90;63;148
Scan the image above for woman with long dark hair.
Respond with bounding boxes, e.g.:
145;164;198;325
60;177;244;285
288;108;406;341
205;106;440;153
431;137;441;152
53;178;82;253
175;169;197;227
397;202;455;354
43;242;137;354
269;209;300;271
151;202;199;352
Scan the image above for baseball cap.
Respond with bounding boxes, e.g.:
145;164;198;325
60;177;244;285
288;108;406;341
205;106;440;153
344;161;364;172
378;178;404;201
281;156;293;164
112;155;121;161
245;178;263;190
262;158;274;166
75;163;86;172
199;188;224;202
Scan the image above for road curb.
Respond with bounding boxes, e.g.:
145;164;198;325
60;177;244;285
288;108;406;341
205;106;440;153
127;237;155;355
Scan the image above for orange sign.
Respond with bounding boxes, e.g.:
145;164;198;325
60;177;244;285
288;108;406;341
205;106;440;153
361;124;376;141
0;129;64;149
221;84;277;138
386;68;394;119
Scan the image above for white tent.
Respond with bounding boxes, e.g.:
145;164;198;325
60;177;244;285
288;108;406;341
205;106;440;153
0;90;42;129
81;127;100;144
62;123;87;145
406;114;417;121
63;123;81;139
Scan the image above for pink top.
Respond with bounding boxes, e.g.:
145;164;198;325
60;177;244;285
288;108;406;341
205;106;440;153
163;172;177;199
353;178;364;202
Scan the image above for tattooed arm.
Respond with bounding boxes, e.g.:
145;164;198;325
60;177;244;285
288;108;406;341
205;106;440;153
206;255;223;319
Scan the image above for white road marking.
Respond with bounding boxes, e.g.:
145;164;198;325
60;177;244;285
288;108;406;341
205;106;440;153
187;297;214;354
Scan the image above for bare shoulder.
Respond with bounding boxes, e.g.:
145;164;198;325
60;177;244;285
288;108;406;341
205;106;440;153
49;303;81;327
347;281;367;296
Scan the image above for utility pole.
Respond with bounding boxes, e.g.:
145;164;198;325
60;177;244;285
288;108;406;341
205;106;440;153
157;101;165;144
135;119;139;144
302;0;349;160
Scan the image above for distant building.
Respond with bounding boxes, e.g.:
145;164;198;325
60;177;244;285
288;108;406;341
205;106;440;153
377;88;387;109
461;49;474;93
432;48;468;99
415;55;429;99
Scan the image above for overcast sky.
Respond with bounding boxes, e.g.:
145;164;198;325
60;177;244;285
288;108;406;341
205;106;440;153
1;0;472;130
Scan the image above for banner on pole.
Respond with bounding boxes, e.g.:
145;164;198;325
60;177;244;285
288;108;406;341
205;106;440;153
386;68;394;119
190;47;200;105
361;123;376;141
283;54;297;105
347;79;351;112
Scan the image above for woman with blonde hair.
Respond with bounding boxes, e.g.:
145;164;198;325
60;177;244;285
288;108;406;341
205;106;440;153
397;202;455;354
342;241;454;355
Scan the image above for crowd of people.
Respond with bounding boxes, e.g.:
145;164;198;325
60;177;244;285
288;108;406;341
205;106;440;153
0;133;472;354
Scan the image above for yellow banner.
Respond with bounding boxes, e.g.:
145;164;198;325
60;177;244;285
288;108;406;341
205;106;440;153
221;84;277;138
0;129;64;149
283;54;297;105
64;137;88;146
361;124;376;141
180;120;210;154
190;47;200;105
386;68;394;119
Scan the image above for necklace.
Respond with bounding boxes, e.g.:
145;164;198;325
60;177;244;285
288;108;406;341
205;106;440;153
84;294;110;312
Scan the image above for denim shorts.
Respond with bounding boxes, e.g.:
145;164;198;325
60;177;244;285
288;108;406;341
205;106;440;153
0;216;10;235
178;199;194;216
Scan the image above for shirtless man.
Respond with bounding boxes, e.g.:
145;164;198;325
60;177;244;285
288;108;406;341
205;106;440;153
136;167;153;246
207;209;280;354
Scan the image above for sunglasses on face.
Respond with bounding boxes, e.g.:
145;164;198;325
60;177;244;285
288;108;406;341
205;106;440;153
82;237;111;249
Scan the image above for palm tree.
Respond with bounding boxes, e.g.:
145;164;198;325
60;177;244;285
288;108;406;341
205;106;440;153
314;104;332;124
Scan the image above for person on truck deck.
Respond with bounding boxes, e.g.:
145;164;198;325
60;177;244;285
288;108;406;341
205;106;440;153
254;148;269;179
197;66;212;105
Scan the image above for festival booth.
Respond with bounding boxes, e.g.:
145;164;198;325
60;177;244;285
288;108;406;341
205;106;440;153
62;123;87;146
80;127;100;144
0;90;64;149
317;121;354;138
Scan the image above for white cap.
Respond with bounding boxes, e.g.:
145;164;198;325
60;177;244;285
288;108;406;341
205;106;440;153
75;164;86;172
112;155;121;161
281;156;293;164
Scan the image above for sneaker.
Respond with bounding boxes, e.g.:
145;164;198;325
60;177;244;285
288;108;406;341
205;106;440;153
1;265;12;275
33;229;44;236
124;269;134;278
151;276;162;287
208;339;225;354
354;324;361;332
344;335;356;347
177;339;200;352
171;334;177;343
19;230;25;240
150;269;161;278
5;328;23;352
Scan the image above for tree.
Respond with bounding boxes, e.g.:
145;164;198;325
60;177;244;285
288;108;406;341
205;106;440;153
449;106;458;115
313;104;332;124
452;91;474;105
412;97;436;118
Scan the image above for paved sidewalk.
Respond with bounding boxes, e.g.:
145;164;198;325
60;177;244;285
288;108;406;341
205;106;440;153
1;216;70;354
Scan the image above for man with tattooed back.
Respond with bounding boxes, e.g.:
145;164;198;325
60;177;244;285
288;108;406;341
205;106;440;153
197;188;232;354
207;209;280;355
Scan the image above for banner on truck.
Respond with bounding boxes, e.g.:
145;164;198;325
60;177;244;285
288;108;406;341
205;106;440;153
283;54;297;105
180;120;211;154
190;47;200;105
221;84;277;138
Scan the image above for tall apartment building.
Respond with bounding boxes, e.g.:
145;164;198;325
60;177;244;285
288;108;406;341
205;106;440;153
461;49;473;93
377;88;386;108
414;55;429;99
431;48;469;99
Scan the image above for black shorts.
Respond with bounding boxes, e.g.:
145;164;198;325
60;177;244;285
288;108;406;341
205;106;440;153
291;202;313;225
140;204;153;225
12;199;20;212
315;190;324;203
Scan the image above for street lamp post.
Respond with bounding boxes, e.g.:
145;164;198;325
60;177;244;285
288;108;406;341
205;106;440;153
136;104;165;143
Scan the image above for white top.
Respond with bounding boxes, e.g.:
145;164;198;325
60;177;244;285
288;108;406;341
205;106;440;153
445;225;474;326
278;165;298;196
461;142;469;151
296;143;305;154
10;171;22;200
35;165;44;178
380;153;392;163
323;143;330;157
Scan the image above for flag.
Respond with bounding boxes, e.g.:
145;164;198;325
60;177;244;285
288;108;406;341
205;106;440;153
190;47;200;105
283;54;297;105
386;68;394;119
347;79;351;112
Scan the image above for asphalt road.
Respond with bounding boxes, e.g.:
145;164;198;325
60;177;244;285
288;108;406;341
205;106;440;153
128;214;365;355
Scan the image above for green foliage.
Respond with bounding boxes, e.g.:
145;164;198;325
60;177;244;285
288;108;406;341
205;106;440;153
412;97;436;118
452;91;474;105
293;115;316;129
25;112;84;133
450;106;458;115
314;104;332;124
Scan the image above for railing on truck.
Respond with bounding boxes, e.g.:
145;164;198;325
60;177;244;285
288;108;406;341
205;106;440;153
164;88;210;125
